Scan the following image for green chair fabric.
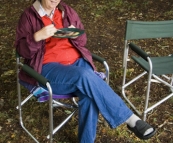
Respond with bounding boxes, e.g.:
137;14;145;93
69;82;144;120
125;20;173;40
132;56;173;75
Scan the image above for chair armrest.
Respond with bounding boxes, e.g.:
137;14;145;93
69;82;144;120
21;64;49;86
129;43;149;61
91;53;109;84
92;53;105;63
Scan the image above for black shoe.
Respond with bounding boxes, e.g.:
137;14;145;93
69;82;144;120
127;120;156;140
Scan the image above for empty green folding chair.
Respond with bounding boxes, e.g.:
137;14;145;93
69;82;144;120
16;52;109;143
122;20;173;121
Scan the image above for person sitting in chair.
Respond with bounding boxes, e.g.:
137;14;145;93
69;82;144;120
15;0;156;142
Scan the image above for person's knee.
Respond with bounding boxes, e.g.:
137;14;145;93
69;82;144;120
76;68;92;79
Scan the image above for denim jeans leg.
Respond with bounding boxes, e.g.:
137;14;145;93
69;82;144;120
40;59;133;143
75;90;99;143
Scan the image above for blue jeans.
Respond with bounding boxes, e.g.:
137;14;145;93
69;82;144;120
41;58;133;143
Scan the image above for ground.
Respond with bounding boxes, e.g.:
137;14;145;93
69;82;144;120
0;0;173;142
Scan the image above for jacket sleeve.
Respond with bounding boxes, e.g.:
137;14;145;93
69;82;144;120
15;8;43;59
62;3;87;48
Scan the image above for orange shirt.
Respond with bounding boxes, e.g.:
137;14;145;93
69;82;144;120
42;9;81;65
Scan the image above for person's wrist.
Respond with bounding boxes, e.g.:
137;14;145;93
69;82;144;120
34;32;41;42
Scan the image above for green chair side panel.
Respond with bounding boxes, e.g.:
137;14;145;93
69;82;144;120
125;20;173;40
132;56;173;75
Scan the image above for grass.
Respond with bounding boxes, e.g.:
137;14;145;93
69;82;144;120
0;0;173;142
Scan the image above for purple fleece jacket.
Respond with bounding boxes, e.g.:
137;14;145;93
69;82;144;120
15;1;95;85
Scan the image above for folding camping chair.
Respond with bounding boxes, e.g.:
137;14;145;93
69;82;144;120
122;20;173;121
16;52;109;143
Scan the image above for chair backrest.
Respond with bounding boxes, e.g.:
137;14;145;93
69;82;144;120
125;20;173;40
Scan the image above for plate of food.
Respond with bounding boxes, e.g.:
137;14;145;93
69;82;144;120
53;28;85;38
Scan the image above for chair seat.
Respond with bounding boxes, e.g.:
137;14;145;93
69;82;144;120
19;80;75;102
132;55;173;75
37;93;75;102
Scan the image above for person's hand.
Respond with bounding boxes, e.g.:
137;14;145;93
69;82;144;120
34;24;57;42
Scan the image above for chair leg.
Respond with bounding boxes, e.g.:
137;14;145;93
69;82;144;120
143;74;152;121
16;93;34;109
47;109;77;139
143;74;173;121
122;71;147;116
17;77;77;142
17;82;40;143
